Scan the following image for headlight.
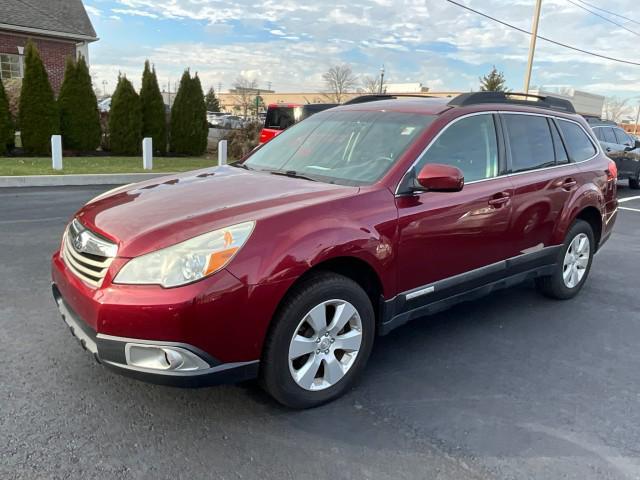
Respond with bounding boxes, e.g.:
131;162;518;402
114;221;255;288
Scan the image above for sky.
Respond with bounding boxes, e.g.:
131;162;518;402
83;0;640;103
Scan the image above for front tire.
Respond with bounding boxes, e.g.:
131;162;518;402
261;273;375;409
535;219;595;300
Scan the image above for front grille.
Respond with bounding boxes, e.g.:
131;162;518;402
61;221;117;288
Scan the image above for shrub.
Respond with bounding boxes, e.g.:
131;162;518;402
108;75;142;155
224;122;261;160
0;79;13;154
170;70;208;155
140;60;167;155
19;41;59;155
58;56;101;151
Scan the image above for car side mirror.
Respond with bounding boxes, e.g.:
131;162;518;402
415;164;464;192
624;140;640;152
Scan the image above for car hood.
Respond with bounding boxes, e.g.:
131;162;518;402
76;166;358;257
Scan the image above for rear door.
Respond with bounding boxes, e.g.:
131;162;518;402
501;113;580;255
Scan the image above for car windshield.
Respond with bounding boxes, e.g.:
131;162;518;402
245;110;435;186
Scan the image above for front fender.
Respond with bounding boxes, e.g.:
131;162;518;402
226;189;398;297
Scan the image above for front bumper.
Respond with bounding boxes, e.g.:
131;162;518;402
53;284;259;387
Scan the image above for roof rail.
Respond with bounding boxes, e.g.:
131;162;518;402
447;91;576;113
343;94;434;105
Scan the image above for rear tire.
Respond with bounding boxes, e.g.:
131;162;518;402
261;272;375;409
535;220;595;300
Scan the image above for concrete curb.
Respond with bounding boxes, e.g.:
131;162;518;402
0;172;175;188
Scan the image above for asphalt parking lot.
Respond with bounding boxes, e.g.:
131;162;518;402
1;185;639;480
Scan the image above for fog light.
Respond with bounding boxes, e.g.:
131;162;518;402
125;343;209;371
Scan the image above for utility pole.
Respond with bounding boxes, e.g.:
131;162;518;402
634;102;640;135
378;65;385;94
102;80;108;97
267;81;272;91
523;0;543;94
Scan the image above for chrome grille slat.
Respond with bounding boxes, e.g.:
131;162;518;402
61;222;117;288
64;234;111;269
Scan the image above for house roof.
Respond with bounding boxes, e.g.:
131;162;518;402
0;0;97;41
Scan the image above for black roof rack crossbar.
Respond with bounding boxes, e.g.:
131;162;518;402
582;115;616;125
343;94;434;105
447;91;576;113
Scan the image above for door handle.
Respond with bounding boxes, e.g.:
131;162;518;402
488;192;511;207
561;178;577;190
606;147;612;152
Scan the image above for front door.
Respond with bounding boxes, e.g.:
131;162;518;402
395;113;513;296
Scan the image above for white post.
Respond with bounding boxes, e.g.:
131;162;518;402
218;140;227;166
51;135;63;170
142;137;153;170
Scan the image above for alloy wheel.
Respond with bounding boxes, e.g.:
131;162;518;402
563;233;590;288
288;299;363;391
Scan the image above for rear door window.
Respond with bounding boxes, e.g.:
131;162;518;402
602;127;617;144
503;114;555;173
592;127;604;141
557;120;597;161
416;113;499;182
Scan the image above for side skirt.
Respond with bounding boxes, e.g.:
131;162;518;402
379;246;561;336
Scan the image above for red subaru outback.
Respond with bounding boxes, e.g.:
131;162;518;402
52;92;618;408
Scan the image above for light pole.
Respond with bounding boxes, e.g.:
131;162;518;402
378;65;385;94
102;80;108;97
523;0;542;94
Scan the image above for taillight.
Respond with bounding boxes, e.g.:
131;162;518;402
606;159;618;181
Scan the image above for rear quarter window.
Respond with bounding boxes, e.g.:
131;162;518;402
557;120;597;161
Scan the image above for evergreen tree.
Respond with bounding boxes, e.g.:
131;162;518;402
108;75;142;155
170;70;208;155
19;41;59;154
479;66;508;92
140;60;167;155
204;87;220;111
58;56;101;151
0;79;13;154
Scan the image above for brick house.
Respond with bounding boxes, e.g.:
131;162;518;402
0;0;97;93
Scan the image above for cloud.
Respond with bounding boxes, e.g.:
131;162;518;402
88;0;639;99
85;5;101;17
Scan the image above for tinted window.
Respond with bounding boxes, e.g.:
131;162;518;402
614;128;632;146
265;106;300;130
592;127;604;141
550;119;569;164
246;111;435;186
504;114;555;172
602;127;617;144
558;120;597;161
416;114;498;182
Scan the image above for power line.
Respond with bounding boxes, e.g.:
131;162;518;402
566;0;640;38
445;0;640;67
575;0;640;27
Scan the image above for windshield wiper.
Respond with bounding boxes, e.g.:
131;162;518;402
230;162;251;170
269;170;317;182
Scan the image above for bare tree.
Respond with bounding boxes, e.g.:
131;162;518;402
232;76;258;118
361;76;386;94
603;96;631;122
322;65;357;103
